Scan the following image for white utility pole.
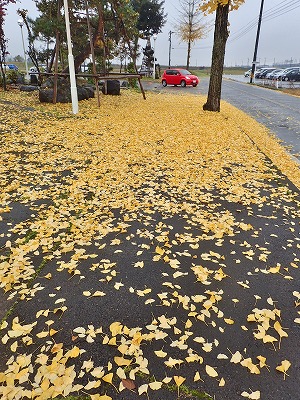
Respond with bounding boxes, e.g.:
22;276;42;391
63;0;79;114
153;33;157;79
17;20;30;82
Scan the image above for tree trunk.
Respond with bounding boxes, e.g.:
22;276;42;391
186;38;191;70
0;64;7;91
203;3;229;112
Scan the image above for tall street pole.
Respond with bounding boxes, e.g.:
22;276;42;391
168;31;174;69
63;0;79;114
153;34;157;79
18;20;29;82
250;0;265;84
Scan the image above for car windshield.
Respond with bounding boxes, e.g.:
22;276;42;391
178;69;191;76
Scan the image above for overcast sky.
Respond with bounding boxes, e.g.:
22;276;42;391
4;0;300;68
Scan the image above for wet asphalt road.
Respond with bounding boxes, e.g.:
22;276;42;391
144;76;300;160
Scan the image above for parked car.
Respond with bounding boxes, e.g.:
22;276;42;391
275;67;296;80
254;69;267;78
138;67;151;76
244;69;252;77
8;64;18;70
265;69;283;79
29;67;38;73
2;64;19;71
161;68;199;87
280;68;300;81
255;68;276;79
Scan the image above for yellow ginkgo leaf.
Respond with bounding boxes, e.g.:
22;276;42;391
155;246;164;255
154;349;167;358
133;261;144;268
73;326;86;334
91;395;112;400
145;298;155;304
164;357;184;368
202;342;213;352
205;365;218;378
262;334;278;344
117;343;128;355
174;376;186;387
194;371;203;382
249;391;261;400
268;266;280;274
257;355;269;370
149;381;162;390
217;353;228;360
116;367;126;380
92;291;106;297
109;321;122;336
240;358;260;374
36;331;48;338
138;384;148;395
114;356;131;366
274;321;288;338
68;346;80;358
185;319;193;329
10;341;18;352
219;377;225;387
91;367;105;379
85;380;101;390
276;360;291;379
114;282;124;290
230;351;242;364
102;373;113;384
241;391;261;399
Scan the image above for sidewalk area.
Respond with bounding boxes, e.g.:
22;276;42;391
0;89;300;400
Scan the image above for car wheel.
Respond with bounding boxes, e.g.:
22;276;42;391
192;84;197;87
180;80;186;87
162;80;167;87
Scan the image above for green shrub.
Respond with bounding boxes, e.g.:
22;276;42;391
7;70;19;84
126;62;138;88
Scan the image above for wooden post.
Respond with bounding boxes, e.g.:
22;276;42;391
138;77;146;100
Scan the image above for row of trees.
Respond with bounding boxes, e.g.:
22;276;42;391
1;0;246;111
19;0;166;75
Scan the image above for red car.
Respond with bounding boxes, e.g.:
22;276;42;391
161;68;199;87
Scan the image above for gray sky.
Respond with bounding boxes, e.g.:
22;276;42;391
4;0;300;67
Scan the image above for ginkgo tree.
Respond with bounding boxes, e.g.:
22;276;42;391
175;0;210;70
200;0;245;112
0;0;16;90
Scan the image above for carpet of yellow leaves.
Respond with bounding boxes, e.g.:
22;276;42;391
0;90;299;400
